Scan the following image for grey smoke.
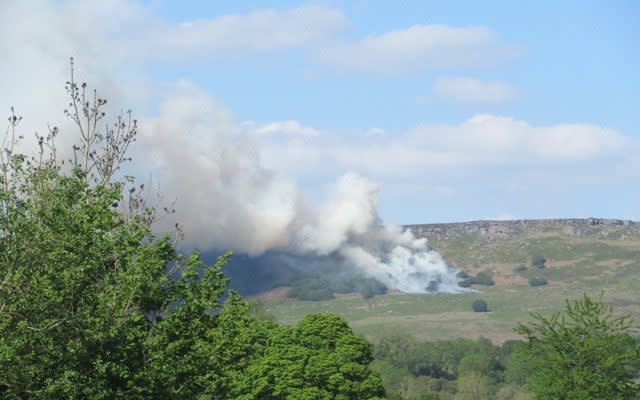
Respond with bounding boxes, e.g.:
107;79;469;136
142;82;464;294
0;0;463;293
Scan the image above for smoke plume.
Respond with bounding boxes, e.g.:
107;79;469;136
0;0;463;294
143;82;463;294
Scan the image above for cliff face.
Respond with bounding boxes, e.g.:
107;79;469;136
407;218;638;242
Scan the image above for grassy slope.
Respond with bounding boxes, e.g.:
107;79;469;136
259;221;640;343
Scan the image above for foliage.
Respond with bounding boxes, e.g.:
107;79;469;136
238;314;386;399
362;278;389;299
289;274;388;301
456;270;470;279
454;371;493;400
0;65;385;399
495;384;535;400
530;254;546;268
472;300;489;313
288;278;335;301
516;292;640;399
527;278;547;287
457;351;498;378
371;334;537;399
458;272;495;288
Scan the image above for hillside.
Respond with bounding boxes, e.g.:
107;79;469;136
260;218;640;343
408;218;639;285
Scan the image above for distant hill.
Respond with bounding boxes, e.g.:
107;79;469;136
261;218;640;343
406;218;640;284
407;218;638;241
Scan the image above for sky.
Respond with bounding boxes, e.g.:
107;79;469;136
1;0;639;234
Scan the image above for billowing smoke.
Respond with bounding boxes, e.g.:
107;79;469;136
142;82;464;294
0;0;463;294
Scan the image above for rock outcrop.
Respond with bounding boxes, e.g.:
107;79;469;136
406;218;638;241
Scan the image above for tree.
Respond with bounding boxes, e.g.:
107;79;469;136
496;385;534;400
0;61;386;399
240;314;386;399
454;372;493;400
457;351;497;378
516;293;639;399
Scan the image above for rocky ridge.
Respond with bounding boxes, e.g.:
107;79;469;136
407;218;639;242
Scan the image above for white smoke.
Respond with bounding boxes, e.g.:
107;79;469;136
142;83;464;294
0;0;463;294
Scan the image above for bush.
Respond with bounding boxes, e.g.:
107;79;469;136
458;278;473;288
528;278;548;287
531;255;546;268
331;275;360;294
288;278;335;301
426;279;440;292
458;272;494;288
472;300;489;312
457;270;470;279
361;279;388;299
473;272;495;286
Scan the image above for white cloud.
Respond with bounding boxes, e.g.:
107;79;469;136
245;120;320;136
145;5;349;61
317;25;515;73
258;114;636;178
0;1;349;68
434;76;517;105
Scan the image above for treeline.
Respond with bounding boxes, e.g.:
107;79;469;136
370;293;640;399
288;274;389;301
371;335;533;399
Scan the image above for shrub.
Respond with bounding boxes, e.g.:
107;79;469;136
361;279;388;299
331;275;360;293
531;255;546;268
473;272;495;286
426;280;439;292
458;278;473;288
472;300;489;312
528;278;548;287
288;278;335;301
457;270;470;279
458;272;494;287
326;274;388;299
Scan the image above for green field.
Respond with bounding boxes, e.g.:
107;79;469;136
258;222;640;343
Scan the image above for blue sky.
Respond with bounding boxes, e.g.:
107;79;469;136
152;0;640;222
2;0;639;234
148;0;640;133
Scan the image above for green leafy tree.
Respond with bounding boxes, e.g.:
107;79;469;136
454;371;493;400
516;293;639;399
0;62;386;399
457;351;497;379
240;314;386;400
496;385;534;400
